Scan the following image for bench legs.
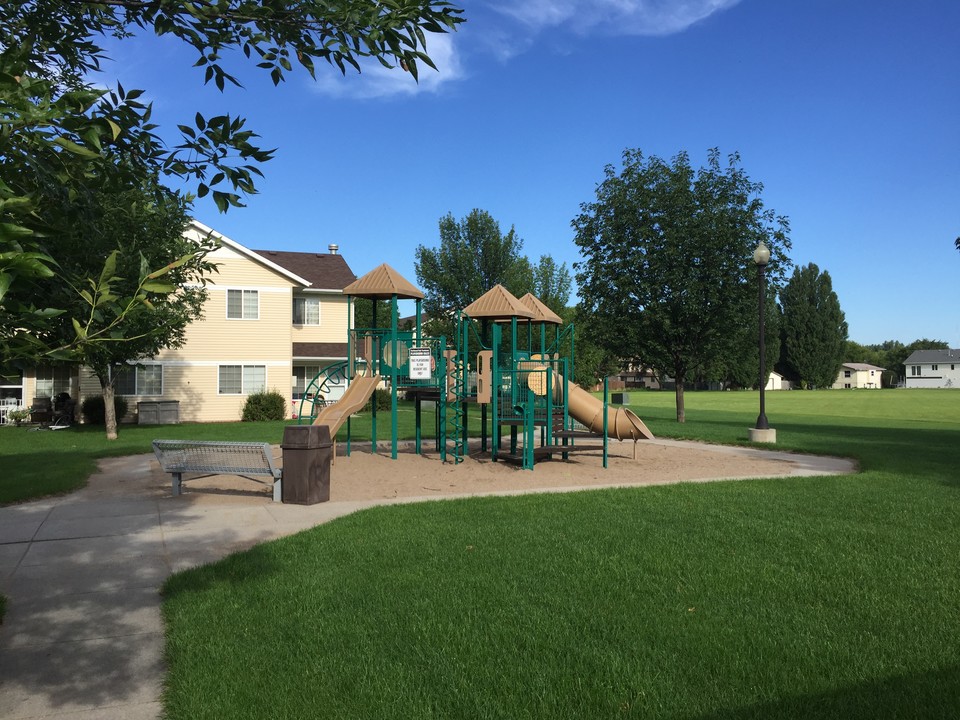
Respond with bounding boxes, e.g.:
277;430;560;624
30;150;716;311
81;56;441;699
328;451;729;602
168;472;282;502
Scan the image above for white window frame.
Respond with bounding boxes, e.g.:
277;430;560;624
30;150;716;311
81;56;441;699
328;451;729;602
35;366;72;398
292;365;321;398
115;364;163;396
226;289;259;320
218;365;267;395
293;296;321;326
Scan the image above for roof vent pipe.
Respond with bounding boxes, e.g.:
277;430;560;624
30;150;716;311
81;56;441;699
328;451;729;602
328;244;339;255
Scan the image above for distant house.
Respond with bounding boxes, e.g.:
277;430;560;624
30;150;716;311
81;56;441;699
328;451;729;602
903;349;960;388
765;371;787;391
833;363;884;389
612;365;661;390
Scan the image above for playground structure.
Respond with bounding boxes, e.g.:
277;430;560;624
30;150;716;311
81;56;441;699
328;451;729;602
296;264;653;470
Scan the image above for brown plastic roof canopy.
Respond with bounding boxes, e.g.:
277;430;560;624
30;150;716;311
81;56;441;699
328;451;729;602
462;284;535;320
518;293;563;324
343;263;424;300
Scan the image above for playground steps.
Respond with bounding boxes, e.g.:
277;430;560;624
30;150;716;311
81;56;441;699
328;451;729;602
552;429;603;440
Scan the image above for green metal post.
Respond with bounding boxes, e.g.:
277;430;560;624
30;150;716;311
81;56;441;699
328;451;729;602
545;365;553;448
415;298;423;455
525;387;535;470
460;313;469;453
492;323;501;458
481;319;489;452
346;295;353;457
371;301;377;454
390;294;398;460
511;317;518;408
603;376;609;469
415;395;422;455
439;351;447;462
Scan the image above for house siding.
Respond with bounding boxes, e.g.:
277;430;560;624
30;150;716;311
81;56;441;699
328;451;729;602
24;223;357;425
904;363;960;388
833;365;883;389
291;293;351;345
151;243;296;422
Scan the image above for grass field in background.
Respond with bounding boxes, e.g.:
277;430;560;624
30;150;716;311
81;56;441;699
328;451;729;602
160;389;960;719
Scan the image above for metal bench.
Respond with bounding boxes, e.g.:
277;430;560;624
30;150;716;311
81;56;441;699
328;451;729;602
151;440;282;501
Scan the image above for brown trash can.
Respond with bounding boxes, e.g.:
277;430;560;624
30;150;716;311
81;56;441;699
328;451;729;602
281;425;332;504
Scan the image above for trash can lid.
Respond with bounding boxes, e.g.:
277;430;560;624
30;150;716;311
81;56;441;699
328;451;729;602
281;424;332;448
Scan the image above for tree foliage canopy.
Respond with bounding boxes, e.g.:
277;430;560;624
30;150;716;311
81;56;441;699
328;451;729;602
529;254;572;316
573;148;791;421
415;209;529;320
1;0;463;363
415;209;572;335
779;263;848;389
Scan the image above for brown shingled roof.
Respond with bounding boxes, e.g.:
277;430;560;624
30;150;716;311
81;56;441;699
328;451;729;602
343;263;424;300
518;293;563;324
253;249;356;290
463;285;535;320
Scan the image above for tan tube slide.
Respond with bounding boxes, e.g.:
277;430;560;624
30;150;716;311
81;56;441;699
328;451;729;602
566;381;655;441
312;374;381;436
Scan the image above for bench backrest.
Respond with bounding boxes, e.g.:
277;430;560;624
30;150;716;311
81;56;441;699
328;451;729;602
152;440;280;479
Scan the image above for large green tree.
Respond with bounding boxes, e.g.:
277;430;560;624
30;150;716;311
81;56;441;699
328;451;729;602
415;209;572;337
560;306;619;389
415;209;530;332
779;263;848;389
711;292;781;389
1;0;463;361
55;181;216;439
529;254;572;316
573;148;791;422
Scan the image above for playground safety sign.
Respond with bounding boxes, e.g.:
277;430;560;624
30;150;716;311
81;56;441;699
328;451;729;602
409;347;433;380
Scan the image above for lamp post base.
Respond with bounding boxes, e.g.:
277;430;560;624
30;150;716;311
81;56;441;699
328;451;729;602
748;427;777;444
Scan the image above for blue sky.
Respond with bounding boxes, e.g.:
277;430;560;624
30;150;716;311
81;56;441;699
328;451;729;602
103;0;959;346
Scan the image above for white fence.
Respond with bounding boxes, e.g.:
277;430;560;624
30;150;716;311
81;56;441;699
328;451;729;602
0;398;25;425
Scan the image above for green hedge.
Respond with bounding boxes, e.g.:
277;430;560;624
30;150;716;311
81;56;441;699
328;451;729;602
242;390;287;422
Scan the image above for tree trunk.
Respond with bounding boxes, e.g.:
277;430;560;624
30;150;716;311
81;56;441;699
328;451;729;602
675;379;685;423
101;380;119;441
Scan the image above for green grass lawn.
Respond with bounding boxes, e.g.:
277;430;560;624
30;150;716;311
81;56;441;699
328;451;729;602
160;389;960;719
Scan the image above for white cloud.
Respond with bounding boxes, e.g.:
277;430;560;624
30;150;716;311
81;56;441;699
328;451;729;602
307;2;740;96
310;32;463;100
488;0;742;36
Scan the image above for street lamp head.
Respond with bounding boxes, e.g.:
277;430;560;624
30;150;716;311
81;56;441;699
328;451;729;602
753;241;771;267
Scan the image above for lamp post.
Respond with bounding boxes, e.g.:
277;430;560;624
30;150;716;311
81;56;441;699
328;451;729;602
749;241;776;443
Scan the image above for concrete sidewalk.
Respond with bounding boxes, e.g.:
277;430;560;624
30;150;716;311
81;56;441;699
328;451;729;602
0;444;856;719
0;454;377;719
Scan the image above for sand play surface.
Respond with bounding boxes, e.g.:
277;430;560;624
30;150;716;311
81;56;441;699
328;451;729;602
154;438;856;503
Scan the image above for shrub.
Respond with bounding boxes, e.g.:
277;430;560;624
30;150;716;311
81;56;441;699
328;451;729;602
242;390;286;422
374;388;392;411
6;408;31;426
81;395;129;425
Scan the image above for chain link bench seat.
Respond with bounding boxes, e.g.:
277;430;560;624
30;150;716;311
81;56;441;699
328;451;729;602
152;440;282;501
